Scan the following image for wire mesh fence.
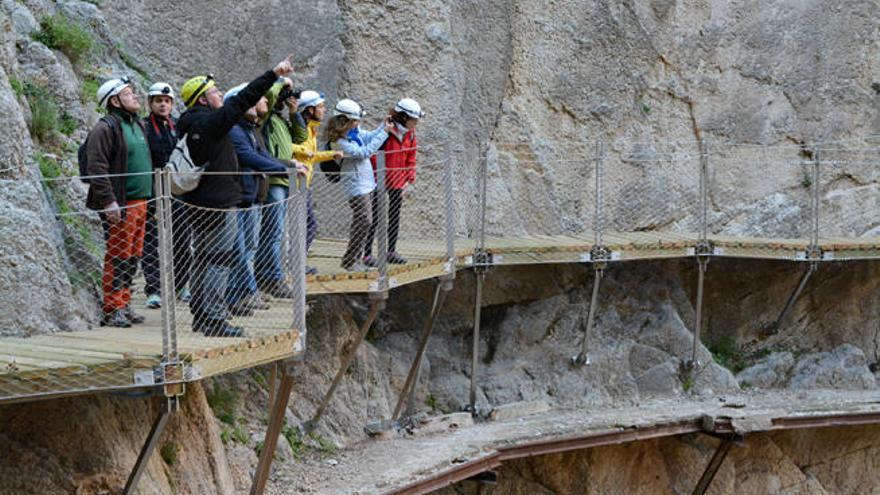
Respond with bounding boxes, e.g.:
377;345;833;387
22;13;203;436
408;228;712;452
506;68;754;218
2;137;879;403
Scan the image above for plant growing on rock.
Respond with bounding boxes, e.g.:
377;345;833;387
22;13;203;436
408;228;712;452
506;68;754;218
32;14;94;65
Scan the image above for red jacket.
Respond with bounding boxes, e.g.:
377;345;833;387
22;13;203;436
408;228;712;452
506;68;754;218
371;126;416;190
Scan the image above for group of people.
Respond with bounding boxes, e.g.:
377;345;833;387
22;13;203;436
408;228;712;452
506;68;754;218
83;56;423;337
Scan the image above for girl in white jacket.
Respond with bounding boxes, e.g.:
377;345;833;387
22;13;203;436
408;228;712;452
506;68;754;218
324;99;389;271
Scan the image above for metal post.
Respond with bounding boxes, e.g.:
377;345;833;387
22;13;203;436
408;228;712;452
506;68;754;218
251;364;295;495
302;302;381;432
161;170;178;364
572;263;604;366
594;140;604;247
811;153;820;249
122;396;176;495
288;180;307;339
700;140;709;242
478;155;488;252
689;256;709;368
444;151;456;273
376;151;389;292
393;282;447;420
692;436;737;495
469;270;485;411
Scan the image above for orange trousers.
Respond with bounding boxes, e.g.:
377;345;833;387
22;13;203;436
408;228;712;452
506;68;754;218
101;200;147;314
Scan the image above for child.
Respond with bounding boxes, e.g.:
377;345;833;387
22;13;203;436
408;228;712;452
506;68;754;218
365;98;424;265
323;99;389;271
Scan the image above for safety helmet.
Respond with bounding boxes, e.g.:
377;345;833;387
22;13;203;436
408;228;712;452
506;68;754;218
394;98;424;119
223;83;247;103
96;77;132;108
148;82;175;100
297;90;325;112
181;74;216;108
333;98;366;120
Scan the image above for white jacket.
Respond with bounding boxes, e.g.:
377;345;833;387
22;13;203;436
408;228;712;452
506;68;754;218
331;123;388;198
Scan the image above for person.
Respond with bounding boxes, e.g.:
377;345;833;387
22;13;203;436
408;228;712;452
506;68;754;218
365;98;424;266
141;82;192;309
178;55;294;337
255;78;314;292
324;99;389;271
289;90;343;274
225;84;289;314
85;77;152;328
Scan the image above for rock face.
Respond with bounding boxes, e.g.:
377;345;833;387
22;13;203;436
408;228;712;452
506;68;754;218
739;344;877;390
437;425;880;495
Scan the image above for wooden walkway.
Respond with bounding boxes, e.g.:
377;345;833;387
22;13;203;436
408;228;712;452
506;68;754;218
2;230;879;404
0;289;302;404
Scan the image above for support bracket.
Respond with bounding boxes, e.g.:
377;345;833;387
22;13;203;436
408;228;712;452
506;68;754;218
122;396;177;495
692;434;743;495
570;246;609;367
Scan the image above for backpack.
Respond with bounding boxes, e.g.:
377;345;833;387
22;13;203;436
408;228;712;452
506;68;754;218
164;134;205;195
320;141;341;183
77;116;120;183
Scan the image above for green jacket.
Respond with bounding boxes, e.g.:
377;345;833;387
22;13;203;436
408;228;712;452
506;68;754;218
262;81;308;188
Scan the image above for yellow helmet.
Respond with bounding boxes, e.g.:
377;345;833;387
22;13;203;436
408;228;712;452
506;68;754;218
181;74;215;108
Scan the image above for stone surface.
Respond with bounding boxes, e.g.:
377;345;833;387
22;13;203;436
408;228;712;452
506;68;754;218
737;352;796;389
788;344;876;390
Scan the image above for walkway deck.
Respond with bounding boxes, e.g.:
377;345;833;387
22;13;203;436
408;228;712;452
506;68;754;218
2;231;879;403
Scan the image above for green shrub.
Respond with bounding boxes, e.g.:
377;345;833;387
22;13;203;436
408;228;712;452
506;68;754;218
160;443;177;465
9;78;24;97
32;14;94;65
59;113;77;136
20;82;58;141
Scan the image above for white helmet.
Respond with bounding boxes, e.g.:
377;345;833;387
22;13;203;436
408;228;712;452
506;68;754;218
96;77;132;108
394;98;424;119
297;90;325;111
148;82;175;100
333;98;366;120
223;83;247;103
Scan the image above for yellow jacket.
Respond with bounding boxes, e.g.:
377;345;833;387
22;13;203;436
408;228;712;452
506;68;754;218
292;120;338;187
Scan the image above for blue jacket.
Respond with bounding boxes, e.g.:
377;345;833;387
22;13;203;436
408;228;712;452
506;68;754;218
229;120;287;205
331;123;388;198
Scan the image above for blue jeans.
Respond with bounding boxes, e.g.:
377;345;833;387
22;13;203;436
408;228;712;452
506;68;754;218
190;209;237;326
255;185;287;284
227;208;260;304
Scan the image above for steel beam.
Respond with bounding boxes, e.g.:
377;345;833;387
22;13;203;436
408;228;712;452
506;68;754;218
122;397;176;495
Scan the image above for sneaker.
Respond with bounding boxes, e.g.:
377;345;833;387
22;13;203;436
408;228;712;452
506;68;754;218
362;255;377;267
145;294;162;309
344;261;370;272
386;251;408;264
265;280;295;299
228;299;255;317
177;288;192;303
125;307;146;324
101;309;131;328
306;266;318;276
197;321;245;338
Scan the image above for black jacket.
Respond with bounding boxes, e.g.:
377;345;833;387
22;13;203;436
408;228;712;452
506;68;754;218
143;113;177;169
177;70;277;208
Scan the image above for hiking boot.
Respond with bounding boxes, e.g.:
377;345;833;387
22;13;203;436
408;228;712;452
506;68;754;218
362;255;377;267
265;280;295;299
177;287;192;303
125;307;146;324
197;321;245;338
306;266;318;276
102;309;131;328
228;299;255;317
245;292;271;310
386;251;408;264
145;293;161;309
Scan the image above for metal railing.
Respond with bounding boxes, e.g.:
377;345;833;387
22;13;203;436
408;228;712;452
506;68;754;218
2;140;880;403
